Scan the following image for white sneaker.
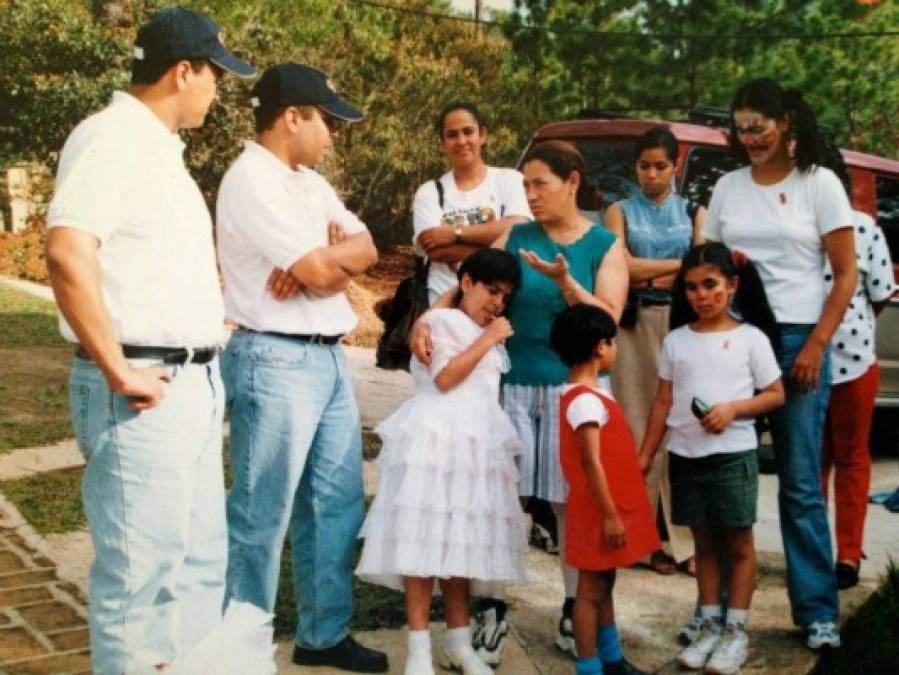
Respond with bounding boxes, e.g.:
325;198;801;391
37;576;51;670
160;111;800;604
705;626;749;674
677;615;705;646
473;607;508;666
554;615;577;659
444;644;492;675
806;621;841;649
677;620;722;670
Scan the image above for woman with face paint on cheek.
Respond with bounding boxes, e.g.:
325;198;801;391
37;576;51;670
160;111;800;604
701;77;857;651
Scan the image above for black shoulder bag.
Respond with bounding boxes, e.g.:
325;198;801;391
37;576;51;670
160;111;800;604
375;179;444;371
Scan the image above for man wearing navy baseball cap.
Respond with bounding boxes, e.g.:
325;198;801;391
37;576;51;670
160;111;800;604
45;7;254;673
216;63;385;672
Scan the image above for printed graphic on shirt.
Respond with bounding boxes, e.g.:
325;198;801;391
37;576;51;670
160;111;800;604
442;205;497;227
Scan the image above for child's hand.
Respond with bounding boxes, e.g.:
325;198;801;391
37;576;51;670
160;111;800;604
701;402;738;434
410;319;433;365
638;450;653;476
602;512;627;549
484;316;514;344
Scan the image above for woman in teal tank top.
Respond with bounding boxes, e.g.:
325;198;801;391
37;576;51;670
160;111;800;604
495;141;629;662
411;141;630;666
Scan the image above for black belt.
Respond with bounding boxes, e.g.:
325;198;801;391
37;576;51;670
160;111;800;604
237;327;342;346
638;297;671;307
75;345;219;364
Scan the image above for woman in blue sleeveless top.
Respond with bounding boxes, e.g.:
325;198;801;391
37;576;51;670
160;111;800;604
605;128;705;576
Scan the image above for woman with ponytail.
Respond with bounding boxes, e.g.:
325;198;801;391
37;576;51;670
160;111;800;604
702;77;857;650
640;242;785;673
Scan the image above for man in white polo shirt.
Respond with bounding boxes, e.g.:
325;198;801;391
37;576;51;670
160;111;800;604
44;8;254;674
216;63;385;672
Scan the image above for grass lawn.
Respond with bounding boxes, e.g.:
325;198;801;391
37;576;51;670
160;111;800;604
0;283;72;452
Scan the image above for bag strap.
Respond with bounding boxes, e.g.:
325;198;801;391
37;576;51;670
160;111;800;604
434;178;445;209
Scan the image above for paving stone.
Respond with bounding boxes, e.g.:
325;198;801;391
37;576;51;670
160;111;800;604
31;555;54;569
0;570;57;589
0;587;53;606
18;601;86;632
46;626;90;651
0;611;10;625
56;581;87;603
2;650;92;673
0;549;28;573
2;531;29;550
0;626;49;661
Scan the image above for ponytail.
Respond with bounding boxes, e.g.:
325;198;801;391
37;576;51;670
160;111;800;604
729;78;828;173
670;243;781;357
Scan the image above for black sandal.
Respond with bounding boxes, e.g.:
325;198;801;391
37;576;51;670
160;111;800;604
835;562;859;590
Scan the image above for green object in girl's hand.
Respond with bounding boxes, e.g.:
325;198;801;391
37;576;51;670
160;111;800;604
691;397;712;420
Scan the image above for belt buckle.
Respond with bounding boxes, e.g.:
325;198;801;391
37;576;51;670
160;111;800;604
310;334;325;346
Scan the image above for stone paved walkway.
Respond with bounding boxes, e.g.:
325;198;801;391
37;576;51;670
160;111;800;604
0;494;90;674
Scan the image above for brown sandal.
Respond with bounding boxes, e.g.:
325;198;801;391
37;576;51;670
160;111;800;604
678;556;697;577
649;550;677;575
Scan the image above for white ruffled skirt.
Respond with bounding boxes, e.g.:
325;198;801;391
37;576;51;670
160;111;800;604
356;392;528;591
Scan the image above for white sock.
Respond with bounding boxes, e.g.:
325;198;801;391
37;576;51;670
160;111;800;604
408;629;431;653
445;626;472;653
700;604;723;628
725;608;749;631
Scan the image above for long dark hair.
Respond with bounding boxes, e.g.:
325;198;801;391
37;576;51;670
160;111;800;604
634;126;679;164
729;78;828;173
670;243;781;356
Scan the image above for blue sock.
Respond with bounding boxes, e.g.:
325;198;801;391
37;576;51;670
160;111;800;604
597;623;623;664
576;654;604;674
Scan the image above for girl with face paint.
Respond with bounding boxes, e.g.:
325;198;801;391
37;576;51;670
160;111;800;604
640;243;784;674
701;78;858;651
605;127;706;577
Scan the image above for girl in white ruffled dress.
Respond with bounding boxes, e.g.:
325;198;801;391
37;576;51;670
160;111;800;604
357;248;528;675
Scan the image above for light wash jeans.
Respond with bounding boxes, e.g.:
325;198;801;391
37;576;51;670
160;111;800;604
70;356;226;675
221;330;364;649
768;324;839;626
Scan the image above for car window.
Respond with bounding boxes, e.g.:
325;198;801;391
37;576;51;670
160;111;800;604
572;140;638;209
681;145;742;207
876;175;899;265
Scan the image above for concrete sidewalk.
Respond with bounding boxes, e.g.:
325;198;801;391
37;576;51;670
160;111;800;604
1;274;897;673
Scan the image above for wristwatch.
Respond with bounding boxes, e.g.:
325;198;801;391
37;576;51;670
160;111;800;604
453;225;464;243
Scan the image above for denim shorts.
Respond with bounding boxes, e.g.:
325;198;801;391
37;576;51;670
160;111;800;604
669;450;759;528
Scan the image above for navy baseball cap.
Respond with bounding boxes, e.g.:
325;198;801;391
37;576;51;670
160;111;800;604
134;7;255;78
251;63;363;122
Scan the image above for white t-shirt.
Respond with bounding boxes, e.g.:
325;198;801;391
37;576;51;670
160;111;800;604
825;210;895;384
412;167;531;300
217;141;367;335
703;166;853;323
659;324;781;459
562;384;610;429
47;91;225;347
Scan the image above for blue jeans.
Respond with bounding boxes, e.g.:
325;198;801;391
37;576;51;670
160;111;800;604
70;356;226;675
768;324;839;626
221;331;364;649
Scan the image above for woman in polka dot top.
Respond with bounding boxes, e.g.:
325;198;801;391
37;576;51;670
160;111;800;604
821;148;895;590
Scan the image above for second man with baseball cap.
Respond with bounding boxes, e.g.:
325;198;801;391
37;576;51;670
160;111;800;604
216;63;386;672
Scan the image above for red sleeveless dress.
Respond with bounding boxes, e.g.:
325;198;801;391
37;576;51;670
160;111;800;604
560;385;660;571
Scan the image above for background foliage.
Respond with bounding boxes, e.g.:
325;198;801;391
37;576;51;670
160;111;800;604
1;0;897;246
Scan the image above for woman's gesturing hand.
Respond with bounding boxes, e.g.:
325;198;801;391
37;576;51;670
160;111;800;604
791;339;825;392
520;249;570;284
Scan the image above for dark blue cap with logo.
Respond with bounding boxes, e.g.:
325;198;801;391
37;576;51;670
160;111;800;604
134;7;255;78
251;63;363;122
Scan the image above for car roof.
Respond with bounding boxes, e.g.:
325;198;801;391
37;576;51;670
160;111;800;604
532;119;899;176
531;119;729;146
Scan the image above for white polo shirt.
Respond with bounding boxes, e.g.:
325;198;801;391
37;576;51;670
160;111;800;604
216;141;367;335
47;91;226;347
